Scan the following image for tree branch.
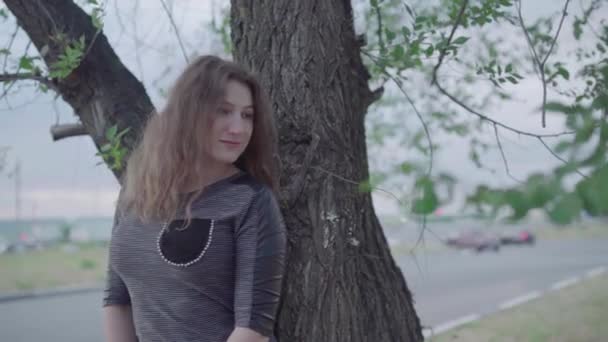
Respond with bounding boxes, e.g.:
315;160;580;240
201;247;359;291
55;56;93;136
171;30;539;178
494;124;524;184
0;72;54;87
537;137;589;179
50;123;88;141
431;0;468;86
430;0;578;139
159;0;189;63
4;0;154;180
517;0;571;128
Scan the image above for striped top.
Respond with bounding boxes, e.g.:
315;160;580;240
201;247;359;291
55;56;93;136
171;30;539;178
103;171;287;341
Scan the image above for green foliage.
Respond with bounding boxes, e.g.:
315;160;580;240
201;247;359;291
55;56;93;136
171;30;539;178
95;125;131;171
476;60;524;87
411;176;439;215
49;35;86;79
210;8;232;55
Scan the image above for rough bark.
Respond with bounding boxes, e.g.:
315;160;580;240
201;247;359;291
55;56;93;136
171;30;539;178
231;2;423;341
4;0;153;179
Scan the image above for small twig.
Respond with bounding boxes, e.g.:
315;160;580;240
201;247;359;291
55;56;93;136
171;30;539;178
2;24;20;72
494;124;524;184
159;0;189;63
312;166;407;209
431;0;468;86
537;137;589;179
517;0;571;128
385;73;434;176
361;50;434;176
373;0;385;53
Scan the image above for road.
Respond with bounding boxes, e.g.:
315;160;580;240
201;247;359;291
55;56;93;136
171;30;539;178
399;238;608;329
0;238;606;341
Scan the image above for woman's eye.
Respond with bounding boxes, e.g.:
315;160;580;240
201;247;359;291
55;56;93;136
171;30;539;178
242;112;254;120
219;108;231;115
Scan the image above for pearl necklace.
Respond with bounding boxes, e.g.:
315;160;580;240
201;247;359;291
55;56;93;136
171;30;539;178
156;219;215;267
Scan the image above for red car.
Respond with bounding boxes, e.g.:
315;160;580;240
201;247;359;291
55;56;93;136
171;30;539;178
500;230;536;245
445;230;501;252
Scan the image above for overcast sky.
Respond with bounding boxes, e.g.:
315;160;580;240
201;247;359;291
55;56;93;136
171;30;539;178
0;0;604;219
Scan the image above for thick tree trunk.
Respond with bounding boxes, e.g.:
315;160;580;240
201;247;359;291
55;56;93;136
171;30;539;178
231;2;423;341
4;0;153;179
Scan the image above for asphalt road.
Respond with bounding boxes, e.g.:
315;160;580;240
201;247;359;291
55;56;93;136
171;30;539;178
399;238;608;328
0;238;606;341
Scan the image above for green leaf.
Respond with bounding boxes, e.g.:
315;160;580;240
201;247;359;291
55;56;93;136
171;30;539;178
412;177;439;215
19;57;35;71
554;141;571;154
385;29;396;43
399;162;416;174
452;36;469;45
425;45;434;57
556;67;570;80
105;125;118;140
391;45;405;61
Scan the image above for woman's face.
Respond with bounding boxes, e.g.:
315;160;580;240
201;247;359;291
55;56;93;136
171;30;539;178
204;80;255;167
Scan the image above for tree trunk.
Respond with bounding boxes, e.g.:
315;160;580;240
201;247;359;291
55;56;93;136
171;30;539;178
230;2;423;341
4;0;153;179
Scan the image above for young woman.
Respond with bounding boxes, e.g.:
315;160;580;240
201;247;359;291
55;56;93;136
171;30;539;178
103;55;287;342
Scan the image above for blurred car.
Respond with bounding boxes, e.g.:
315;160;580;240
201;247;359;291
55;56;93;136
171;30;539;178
500;230;535;245
445;230;501;252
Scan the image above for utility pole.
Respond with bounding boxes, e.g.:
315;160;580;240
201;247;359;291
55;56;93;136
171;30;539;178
8;159;21;223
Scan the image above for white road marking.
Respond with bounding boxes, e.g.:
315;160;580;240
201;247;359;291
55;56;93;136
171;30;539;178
585;266;606;279
422;313;482;338
550;276;581;291
498;291;542;310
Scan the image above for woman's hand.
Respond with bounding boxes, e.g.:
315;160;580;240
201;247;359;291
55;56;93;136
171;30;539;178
226;327;269;342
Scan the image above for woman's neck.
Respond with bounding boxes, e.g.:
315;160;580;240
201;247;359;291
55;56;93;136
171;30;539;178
180;164;240;193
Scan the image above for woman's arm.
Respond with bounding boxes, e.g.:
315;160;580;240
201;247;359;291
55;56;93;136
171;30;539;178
233;187;287;341
226;327;269;342
103;305;138;342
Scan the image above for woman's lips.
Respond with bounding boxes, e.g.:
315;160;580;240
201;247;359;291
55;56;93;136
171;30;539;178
220;140;241;147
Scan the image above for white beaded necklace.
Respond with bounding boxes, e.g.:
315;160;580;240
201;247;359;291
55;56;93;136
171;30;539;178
156;219;215;267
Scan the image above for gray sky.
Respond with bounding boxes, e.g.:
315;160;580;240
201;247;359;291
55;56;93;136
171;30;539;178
0;0;604;219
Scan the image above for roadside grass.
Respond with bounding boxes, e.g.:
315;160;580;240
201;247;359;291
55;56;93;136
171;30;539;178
0;243;107;293
426;274;608;342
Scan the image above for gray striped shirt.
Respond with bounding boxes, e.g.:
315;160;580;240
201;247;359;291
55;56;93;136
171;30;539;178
103;171;286;341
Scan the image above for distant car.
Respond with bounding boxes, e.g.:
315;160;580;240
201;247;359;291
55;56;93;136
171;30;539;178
500;230;536;245
445;230;501;252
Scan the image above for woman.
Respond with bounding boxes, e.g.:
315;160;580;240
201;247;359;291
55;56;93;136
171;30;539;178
103;55;287;342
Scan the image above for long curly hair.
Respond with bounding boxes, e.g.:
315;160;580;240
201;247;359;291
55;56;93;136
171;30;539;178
120;55;278;223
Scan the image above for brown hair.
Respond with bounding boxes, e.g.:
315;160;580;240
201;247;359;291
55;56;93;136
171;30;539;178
120;55;278;223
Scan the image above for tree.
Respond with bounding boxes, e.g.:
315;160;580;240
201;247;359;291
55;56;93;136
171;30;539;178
2;1;423;340
230;2;422;340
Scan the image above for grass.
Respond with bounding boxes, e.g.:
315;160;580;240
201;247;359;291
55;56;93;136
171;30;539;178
535;222;608;241
0;243;108;293
427;274;608;342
